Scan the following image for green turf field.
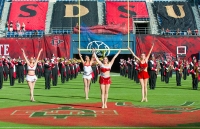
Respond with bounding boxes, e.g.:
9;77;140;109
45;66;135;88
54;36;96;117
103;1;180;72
0;73;199;128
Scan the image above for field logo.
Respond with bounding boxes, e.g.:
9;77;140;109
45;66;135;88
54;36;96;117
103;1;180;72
51;36;64;46
87;41;110;56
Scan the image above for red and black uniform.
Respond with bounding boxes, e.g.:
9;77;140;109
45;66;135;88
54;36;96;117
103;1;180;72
127;59;132;79
59;61;66;83
182;61;188;80
51;59;58;86
65;63;70;82
160;61;165;82
17;60;25;83
134;61;139;83
163;60;170;83
119;60;124;76
174;60;182;86
8;60;16;86
3;59;9;81
123;61;128;78
190;61;198;90
44;62;52;89
37;62;43;78
148;59;157;89
69;64;75;80
0;59;4;89
91;63;97;83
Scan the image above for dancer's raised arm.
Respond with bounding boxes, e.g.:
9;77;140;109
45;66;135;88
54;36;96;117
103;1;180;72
89;52;95;66
35;48;43;64
21;48;30;65
146;42;154;62
109;50;121;67
78;48;85;64
92;49;102;66
128;47;140;61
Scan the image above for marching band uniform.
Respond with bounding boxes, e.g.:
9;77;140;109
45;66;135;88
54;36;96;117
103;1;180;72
190;57;198;90
124;61;128;78
182;60;188;80
91;62;97;83
0;58;4;89
134;60;139;83
160;60;165;82
174;58;182;86
65;62;70;82
148;55;157;89
119;59;124;76
51;59;58;86
69;63;74;80
17;60;25;83
127;58;132;79
37;61;43;78
3;57;9;81
59;60;66;83
163;60;170;83
131;58;135;80
44;61;52;89
8;60;16;86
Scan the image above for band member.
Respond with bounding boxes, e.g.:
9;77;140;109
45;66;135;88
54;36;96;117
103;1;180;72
160;59;165;82
3;56;9;81
190;57;198;90
127;57;132;79
0;57;3;89
21;48;43;102
123;60;128;78
8;59;17;86
182;59;188;80
78;49;94;100
44;59;52;89
59;58;66;83
119;59;124;76
91;61;97;83
163;59;171;83
37;60;43;78
134;59;139;83
174;56;182;86
17;58;25;83
128;42;154;102
131;58;136;80
65;60;70;82
148;54;157;90
51;58;58;86
93;49;121;108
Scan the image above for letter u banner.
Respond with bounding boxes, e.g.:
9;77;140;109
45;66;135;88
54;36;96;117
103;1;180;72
153;2;197;30
8;2;48;30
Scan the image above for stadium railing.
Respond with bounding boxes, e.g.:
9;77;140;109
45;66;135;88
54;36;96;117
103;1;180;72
6;30;44;38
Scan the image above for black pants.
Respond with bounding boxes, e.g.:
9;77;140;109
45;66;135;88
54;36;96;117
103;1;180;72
45;72;51;89
9;69;15;86
165;72;170;83
18;69;24;83
3;67;8;81
52;69;58;86
183;68;187;80
176;71;181;86
160;68;165;82
38;68;43;78
0;71;3;89
66;71;69;82
60;70;65;83
149;71;156;89
135;70;139;83
192;75;198;90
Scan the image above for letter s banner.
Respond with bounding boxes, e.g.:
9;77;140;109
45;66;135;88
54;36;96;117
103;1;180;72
8;2;48;30
106;2;149;26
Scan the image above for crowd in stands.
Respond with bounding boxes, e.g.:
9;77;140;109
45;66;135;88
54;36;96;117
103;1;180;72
160;28;199;36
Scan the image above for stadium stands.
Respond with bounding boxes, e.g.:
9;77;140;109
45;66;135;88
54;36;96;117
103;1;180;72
6;30;44;37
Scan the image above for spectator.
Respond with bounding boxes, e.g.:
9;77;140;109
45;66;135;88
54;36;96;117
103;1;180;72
21;22;25;32
18;30;23;37
187;28;192;35
176;28;180;35
32;30;38;37
16;21;21;32
194;29;198;35
5;21;9;32
9;21;13;32
166;28;170;35
160;28;165;35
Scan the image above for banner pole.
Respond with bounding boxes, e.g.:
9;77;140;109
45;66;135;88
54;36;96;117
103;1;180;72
128;0;130;48
79;0;80;50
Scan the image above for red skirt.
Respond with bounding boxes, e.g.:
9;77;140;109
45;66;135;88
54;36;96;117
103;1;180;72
138;71;149;79
99;76;111;85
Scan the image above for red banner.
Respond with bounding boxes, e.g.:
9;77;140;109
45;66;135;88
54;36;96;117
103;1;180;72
136;35;200;60
106;2;149;26
0;35;70;59
8;2;48;30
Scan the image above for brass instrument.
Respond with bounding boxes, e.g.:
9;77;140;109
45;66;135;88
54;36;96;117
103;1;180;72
194;65;199;78
179;64;183;74
166;63;172;72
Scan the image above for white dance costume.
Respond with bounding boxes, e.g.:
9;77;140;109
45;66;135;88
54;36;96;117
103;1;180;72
25;65;38;82
83;64;93;80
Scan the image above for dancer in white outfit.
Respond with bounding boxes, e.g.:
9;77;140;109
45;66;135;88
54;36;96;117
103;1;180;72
78;48;94;100
21;48;43;102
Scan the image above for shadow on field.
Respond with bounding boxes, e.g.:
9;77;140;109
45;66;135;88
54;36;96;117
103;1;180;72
156;86;193;90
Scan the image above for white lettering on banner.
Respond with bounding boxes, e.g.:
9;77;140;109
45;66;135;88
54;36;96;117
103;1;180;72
0;44;9;55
